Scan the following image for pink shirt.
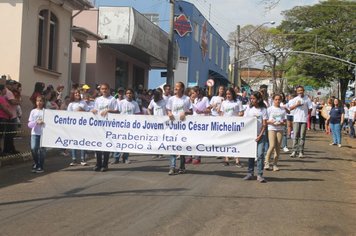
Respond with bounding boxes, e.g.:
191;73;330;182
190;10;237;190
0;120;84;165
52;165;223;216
5;88;17;119
0;96;11;119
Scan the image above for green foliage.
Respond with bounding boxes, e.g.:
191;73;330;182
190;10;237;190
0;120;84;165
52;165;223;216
279;0;356;99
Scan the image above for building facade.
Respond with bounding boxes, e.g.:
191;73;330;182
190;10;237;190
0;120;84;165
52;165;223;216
72;7;173;91
173;1;230;89
0;0;93;123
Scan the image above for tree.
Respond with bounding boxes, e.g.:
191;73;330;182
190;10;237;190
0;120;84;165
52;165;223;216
279;0;356;100
228;25;293;93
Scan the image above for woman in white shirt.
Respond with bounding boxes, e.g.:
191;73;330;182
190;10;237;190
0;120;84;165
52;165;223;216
209;85;225;116
220;87;244;167
264;94;287;171
243;91;268;183
67;89;88;166
186;86;210;165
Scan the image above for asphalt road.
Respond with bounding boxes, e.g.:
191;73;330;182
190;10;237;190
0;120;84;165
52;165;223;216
0;132;355;236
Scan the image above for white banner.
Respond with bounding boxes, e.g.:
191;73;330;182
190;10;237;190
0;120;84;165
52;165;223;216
41;110;257;158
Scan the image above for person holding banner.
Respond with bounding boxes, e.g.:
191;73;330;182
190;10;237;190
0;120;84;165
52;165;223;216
67;89;88;166
28;95;46;173
147;89;166;159
117;88;141;164
166;82;192;175
243;91;268;183
186;86;210;165
209;85;225;117
219;87;244;167
91;83;118;172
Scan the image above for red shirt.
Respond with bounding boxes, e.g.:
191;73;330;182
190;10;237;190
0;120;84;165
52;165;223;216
0;96;11;119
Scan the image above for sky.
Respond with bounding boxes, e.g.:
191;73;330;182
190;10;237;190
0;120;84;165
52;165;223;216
93;0;320;88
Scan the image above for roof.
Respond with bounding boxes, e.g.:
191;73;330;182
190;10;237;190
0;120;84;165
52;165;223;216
240;68;283;79
72;26;103;41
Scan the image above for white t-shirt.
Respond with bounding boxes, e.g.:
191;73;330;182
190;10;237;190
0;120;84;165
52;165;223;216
192;97;210;116
289;95;312;123
148;99;167;116
162;94;171;103
67;101;88;112
28;108;44;135
166;95;192;116
348;106;356;121
220;100;243;117
85;101;95;112
267;106;287;131
209;96;224;116
311;102;318;116
94;95;118;113
244;106;268;135
118;99;141;115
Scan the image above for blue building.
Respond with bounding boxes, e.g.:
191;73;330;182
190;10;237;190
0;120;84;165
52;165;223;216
173;1;230;89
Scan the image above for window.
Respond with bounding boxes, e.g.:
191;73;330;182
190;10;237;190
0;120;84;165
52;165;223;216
209;33;213;60
194;22;199;42
37;9;58;71
221;46;224;70
215;38;219;65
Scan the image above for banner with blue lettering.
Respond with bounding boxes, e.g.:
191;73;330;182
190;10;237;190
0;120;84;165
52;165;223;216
41;110;257;158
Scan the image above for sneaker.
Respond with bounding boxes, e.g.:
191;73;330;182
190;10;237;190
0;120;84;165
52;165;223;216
93;166;101;171
273;165;279;171
329;143;336;146
178;168;186;174
283;147;289;152
290;152;296;158
185;157;193;164
168;168;176;175
35;168;44;173
192;159;201;165
110;160;120;165
264;162;270;170
124;160;131;164
298;153;304;158
80;162;88;166
223;162;230;166
235;162;243;168
69;161;78;166
338;144;342;148
243;174;254;180
257;175;267;183
101;167;108;172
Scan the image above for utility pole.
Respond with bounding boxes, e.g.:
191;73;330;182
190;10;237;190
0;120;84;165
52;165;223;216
166;0;175;86
236;25;241;88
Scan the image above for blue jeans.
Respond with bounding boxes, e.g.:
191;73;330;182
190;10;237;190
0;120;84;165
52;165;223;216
247;135;266;176
349;119;355;138
31;135;46;169
330;123;341;144
169;155;185;169
281;125;288;148
71;149;85;162
113;152;121;161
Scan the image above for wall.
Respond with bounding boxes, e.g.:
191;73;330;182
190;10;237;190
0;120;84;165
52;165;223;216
174;1;230;88
0;1;23;83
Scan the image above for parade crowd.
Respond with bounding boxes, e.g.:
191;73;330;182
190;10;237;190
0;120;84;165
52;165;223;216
1;80;355;183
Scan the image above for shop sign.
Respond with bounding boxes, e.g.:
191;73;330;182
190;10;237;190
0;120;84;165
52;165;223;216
174;14;192;37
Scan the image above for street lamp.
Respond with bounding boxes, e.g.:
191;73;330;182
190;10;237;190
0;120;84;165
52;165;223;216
234;21;275;88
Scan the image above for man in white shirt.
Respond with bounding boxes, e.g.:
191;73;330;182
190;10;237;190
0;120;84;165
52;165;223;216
166;82;192;175
288;86;312;158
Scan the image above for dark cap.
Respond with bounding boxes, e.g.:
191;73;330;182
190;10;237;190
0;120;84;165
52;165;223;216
117;87;125;92
6;79;17;85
